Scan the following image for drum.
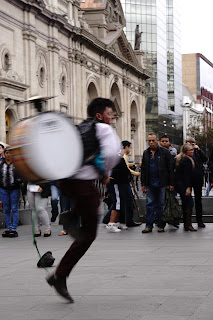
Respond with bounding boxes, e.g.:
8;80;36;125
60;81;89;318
9;112;83;182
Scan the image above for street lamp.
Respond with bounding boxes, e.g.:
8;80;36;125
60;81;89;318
163;120;167;134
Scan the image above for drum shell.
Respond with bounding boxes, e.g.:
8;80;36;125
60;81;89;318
9;112;83;182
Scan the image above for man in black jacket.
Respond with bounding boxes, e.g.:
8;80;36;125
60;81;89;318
141;133;174;233
185;137;207;227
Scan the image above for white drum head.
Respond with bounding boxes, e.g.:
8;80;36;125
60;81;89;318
25;112;83;180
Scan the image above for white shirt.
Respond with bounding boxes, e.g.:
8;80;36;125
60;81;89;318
73;123;121;180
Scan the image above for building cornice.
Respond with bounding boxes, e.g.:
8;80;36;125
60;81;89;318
4;0;150;80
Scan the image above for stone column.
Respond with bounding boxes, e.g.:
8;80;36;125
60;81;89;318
0;98;6;142
23;11;37;117
67;0;74;23
47;31;60;111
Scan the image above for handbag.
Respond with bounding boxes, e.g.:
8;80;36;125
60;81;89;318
162;189;182;224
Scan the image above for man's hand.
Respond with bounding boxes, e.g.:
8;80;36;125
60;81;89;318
38;187;43;193
142;186;146;193
169;185;174;191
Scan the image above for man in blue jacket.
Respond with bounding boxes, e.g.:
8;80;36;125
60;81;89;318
141;133;174;233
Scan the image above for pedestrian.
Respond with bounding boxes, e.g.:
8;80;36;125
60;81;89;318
46;97;121;302
50;182;60;222
0;148;22;238
119;140;141;227
0;143;5;162
141;133;174;233
185;137;207;227
175;143;197;231
27;182;51;237
206;149;213;196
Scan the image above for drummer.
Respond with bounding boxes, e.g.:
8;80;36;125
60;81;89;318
46;97;121;302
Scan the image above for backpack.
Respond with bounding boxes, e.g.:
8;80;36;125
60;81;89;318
77;118;100;165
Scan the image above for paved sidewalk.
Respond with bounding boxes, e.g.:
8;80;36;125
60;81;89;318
1;222;213;320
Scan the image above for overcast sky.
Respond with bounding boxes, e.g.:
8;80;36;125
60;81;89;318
181;0;213;61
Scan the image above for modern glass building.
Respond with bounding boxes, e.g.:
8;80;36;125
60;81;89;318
120;0;183;145
182;53;213;129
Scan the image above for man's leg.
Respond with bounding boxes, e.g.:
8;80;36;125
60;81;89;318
56;181;100;277
10;189;20;231
156;187;166;230
0;188;12;231
143;186;155;230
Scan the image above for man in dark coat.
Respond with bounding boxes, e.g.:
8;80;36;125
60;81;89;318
185;137;207;228
141;133;174;233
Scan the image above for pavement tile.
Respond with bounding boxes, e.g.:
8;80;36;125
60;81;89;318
1;223;213;320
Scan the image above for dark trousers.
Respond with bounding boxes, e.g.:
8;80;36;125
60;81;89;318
118;184;134;225
56;180;100;277
193;183;203;223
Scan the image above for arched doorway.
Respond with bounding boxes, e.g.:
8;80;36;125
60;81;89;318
111;83;122;139
5;107;17;144
130;101;140;163
87;82;98;103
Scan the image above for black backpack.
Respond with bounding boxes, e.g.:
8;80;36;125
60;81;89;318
77;118;100;165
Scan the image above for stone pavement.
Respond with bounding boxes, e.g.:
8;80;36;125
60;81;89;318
1;222;213;320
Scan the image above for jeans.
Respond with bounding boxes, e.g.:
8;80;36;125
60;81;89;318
206;182;212;196
146;186;166;229
0;188;20;231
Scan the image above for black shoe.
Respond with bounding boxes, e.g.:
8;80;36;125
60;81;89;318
8;231;18;238
126;222;142;227
34;230;41;237
2;230;11;238
46;274;74;303
198;222;206;228
51;217;57;223
44;230;51;237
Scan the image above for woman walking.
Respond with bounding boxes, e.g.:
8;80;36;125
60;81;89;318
0;149;22;238
175;143;197;231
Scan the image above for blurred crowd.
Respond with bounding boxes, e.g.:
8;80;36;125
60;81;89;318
0;132;213;238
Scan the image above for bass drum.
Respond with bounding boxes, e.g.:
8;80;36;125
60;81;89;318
9;112;83;182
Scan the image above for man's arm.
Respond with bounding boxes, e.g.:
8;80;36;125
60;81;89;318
123;154;140;176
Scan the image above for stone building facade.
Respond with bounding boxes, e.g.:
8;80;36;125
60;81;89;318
0;0;150;161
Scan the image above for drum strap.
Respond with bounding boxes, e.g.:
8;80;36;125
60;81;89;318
32;207;49;272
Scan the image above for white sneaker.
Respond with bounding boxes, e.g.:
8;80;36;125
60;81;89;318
115;223;128;230
106;223;121;233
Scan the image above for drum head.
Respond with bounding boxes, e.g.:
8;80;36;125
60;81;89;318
25;112;83;180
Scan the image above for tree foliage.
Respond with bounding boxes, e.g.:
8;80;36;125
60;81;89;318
188;126;213;157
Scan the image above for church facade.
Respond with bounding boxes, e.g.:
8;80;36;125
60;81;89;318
0;0;150;161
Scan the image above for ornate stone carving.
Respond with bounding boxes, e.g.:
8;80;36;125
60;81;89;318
79;12;93;34
114;74;119;83
100;64;111;77
106;0;122;31
31;0;46;8
0;69;24;83
92;65;99;73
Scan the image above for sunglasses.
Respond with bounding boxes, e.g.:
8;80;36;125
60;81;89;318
148;139;156;142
